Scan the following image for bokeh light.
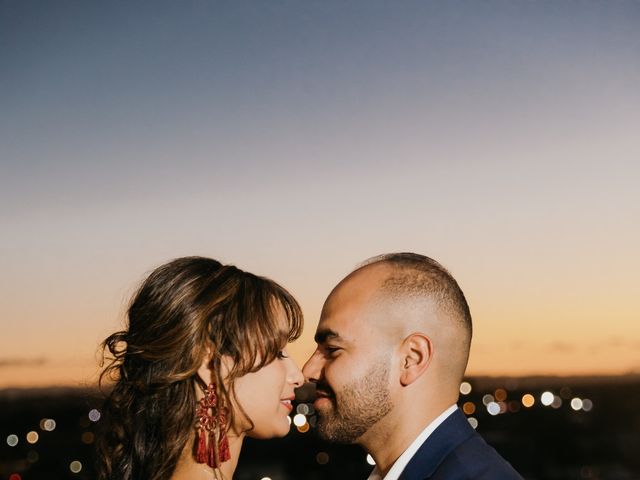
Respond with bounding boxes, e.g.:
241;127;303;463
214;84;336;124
508;401;521;413
540;391;554;406
7;434;18;447
494;388;507;402
571;398;584;411
582;398;594;412
467;417;478;429
487;402;500;416
462;401;476;415
69;460;82;473
296;422;310;433
316;452;330;465
293;413;307;427
43;419;57;431
459;382;472;395
482;394;494;406
522;394;535;408
366;454;376;465
296;404;309;415
81;431;95;444
26;431;39;444
88;409;101;422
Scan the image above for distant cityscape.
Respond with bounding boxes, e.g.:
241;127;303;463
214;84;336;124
1;375;639;480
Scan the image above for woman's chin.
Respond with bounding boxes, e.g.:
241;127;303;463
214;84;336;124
247;422;291;439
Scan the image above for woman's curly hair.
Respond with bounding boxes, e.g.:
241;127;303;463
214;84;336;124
95;257;303;480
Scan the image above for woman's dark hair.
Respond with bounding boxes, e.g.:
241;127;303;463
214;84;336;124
95;256;303;480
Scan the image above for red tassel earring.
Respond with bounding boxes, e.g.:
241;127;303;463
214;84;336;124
195;383;231;468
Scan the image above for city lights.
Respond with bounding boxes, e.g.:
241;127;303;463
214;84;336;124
69;460;83;473
462;401;476;415
459;381;472;395
316;452;330;465
7;434;19;447
540;391;554;406
521;394;535;408
293;413;307;427
571;398;583;411
482;394;494;406
81;431;95;444
26;431;39;444
487;402;500;416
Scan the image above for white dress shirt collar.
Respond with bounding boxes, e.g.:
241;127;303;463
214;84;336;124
366;405;458;480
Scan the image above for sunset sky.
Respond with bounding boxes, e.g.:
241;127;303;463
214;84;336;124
1;1;639;387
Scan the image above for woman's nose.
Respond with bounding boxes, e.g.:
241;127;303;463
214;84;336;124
288;358;304;387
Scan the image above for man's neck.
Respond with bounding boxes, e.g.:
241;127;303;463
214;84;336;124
359;402;454;476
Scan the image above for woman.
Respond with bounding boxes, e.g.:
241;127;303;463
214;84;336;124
96;256;304;480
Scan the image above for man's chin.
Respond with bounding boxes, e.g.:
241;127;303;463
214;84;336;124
316;418;359;444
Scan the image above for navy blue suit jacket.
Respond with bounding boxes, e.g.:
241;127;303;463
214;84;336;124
398;408;523;480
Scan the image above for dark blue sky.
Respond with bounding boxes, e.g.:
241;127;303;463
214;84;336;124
1;0;639;384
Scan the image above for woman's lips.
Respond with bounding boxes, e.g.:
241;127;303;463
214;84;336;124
280;399;293;412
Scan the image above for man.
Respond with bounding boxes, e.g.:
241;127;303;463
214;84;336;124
303;253;523;480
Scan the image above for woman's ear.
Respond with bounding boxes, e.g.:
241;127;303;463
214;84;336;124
197;349;235;386
196;346;215;385
399;333;433;386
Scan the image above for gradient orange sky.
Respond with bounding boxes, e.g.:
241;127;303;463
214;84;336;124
1;1;639;387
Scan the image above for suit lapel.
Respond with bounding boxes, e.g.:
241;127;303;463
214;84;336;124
398;408;475;480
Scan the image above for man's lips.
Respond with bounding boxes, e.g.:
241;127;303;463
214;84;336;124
314;389;335;406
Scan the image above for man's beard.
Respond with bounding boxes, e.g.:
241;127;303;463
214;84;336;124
315;357;393;443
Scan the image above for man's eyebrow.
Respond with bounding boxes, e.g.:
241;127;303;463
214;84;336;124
314;328;343;344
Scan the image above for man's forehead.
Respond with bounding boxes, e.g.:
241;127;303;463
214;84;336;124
326;263;391;307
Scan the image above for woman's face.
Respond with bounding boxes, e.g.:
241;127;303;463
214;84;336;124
232;348;304;438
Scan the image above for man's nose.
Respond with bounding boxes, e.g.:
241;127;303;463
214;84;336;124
302;351;323;383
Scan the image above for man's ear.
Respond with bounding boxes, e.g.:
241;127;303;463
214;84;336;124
399;333;433;386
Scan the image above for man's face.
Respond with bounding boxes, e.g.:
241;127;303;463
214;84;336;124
302;268;394;443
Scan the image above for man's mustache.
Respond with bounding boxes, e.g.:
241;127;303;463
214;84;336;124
313;382;335;399
295;382;335;403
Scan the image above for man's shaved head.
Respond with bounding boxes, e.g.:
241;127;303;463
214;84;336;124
359;252;472;337
350;252;473;382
